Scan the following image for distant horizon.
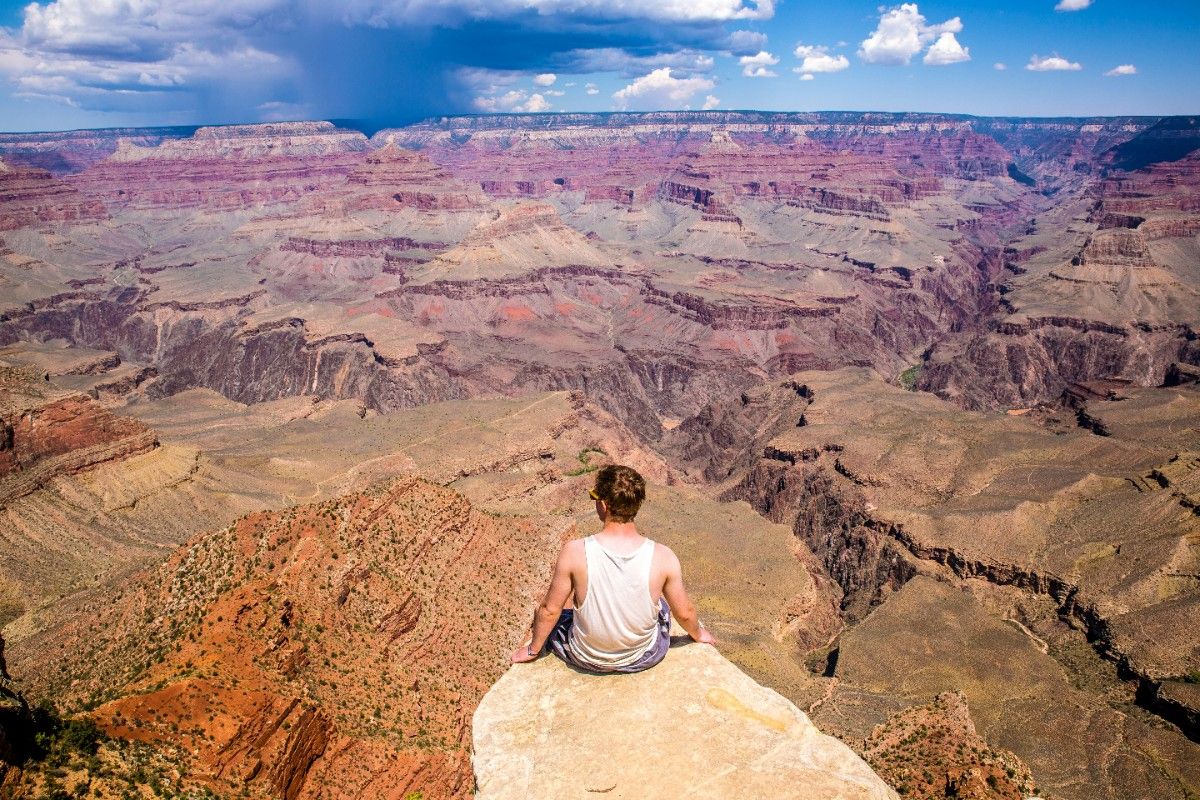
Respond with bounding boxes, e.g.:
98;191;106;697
1;108;1196;138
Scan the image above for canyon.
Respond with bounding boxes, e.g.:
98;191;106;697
0;111;1197;799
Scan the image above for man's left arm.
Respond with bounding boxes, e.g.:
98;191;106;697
511;542;575;663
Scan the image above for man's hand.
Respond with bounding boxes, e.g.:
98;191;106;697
693;625;717;646
511;643;539;664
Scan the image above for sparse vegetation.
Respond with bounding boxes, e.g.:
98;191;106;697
898;363;922;391
564;447;606;476
2;700;212;799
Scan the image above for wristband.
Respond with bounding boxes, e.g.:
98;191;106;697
526;645;536;658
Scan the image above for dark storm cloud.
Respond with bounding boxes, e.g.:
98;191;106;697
0;0;768;125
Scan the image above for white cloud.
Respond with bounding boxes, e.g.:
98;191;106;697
923;31;969;65
727;29;768;56
1054;0;1092;10
612;67;715;110
545;89;565;96
472;93;505;112
858;3;967;66
793;43;850;77
702;94;720;109
585;82;599;95
568;47;713;78
739;50;779;77
520;93;551;112
456;66;521;91
1105;64;1137;76
0;33;287;110
473;88;552;112
20;0;289;58
0;0;294;111
3;0;771;118
1026;54;1082;71
993;62;1006;70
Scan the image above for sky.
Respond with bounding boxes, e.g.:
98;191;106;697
0;0;1197;132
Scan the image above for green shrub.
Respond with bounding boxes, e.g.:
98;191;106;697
565;447;607;476
898;364;922;391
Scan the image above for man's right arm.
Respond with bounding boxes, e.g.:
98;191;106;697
512;540;578;663
659;546;716;645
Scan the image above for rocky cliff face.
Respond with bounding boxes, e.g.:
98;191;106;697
4;112;1191;432
474;644;897;800
15;477;568;799
714;369;1200;799
70;122;368;211
343;143;487;212
0;126;196;174
863;691;1037;800
918;151;1200;409
0;160;107;230
0;366;157;504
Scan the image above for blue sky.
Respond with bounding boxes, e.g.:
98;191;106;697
0;0;1196;132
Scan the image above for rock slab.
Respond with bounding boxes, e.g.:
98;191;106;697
473;643;897;799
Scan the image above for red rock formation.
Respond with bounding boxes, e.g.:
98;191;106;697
71;122;367;211
864;692;1038;800
343;143;486;211
16;477;567;799
918;150;1200;408
0;126;194;174
0;366;157;505
0;161;107;230
280;236;447;258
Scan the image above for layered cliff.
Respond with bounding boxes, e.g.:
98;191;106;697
7;111;1189;430
0;160;107;230
0;366;157;504
0;126;196;174
1;111;1198;800
714;369;1200;799
918;151;1200;408
71;122;368;211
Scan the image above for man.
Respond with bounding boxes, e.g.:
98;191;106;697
511;464;716;673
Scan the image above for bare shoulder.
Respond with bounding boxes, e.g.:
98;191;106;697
653;541;681;572
559;538;586;566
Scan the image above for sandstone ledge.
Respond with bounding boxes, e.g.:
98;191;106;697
473;643;897;799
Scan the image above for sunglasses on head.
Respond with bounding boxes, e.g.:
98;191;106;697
588;489;601;501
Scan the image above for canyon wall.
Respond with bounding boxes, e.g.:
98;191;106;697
0;112;1197;799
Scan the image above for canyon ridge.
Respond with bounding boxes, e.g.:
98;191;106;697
0;111;1197;799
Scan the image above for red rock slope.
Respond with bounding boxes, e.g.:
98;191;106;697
0;366;157;505
14;477;568;799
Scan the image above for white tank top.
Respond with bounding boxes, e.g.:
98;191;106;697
568;535;659;669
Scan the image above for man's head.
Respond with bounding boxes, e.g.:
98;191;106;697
590;464;646;523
